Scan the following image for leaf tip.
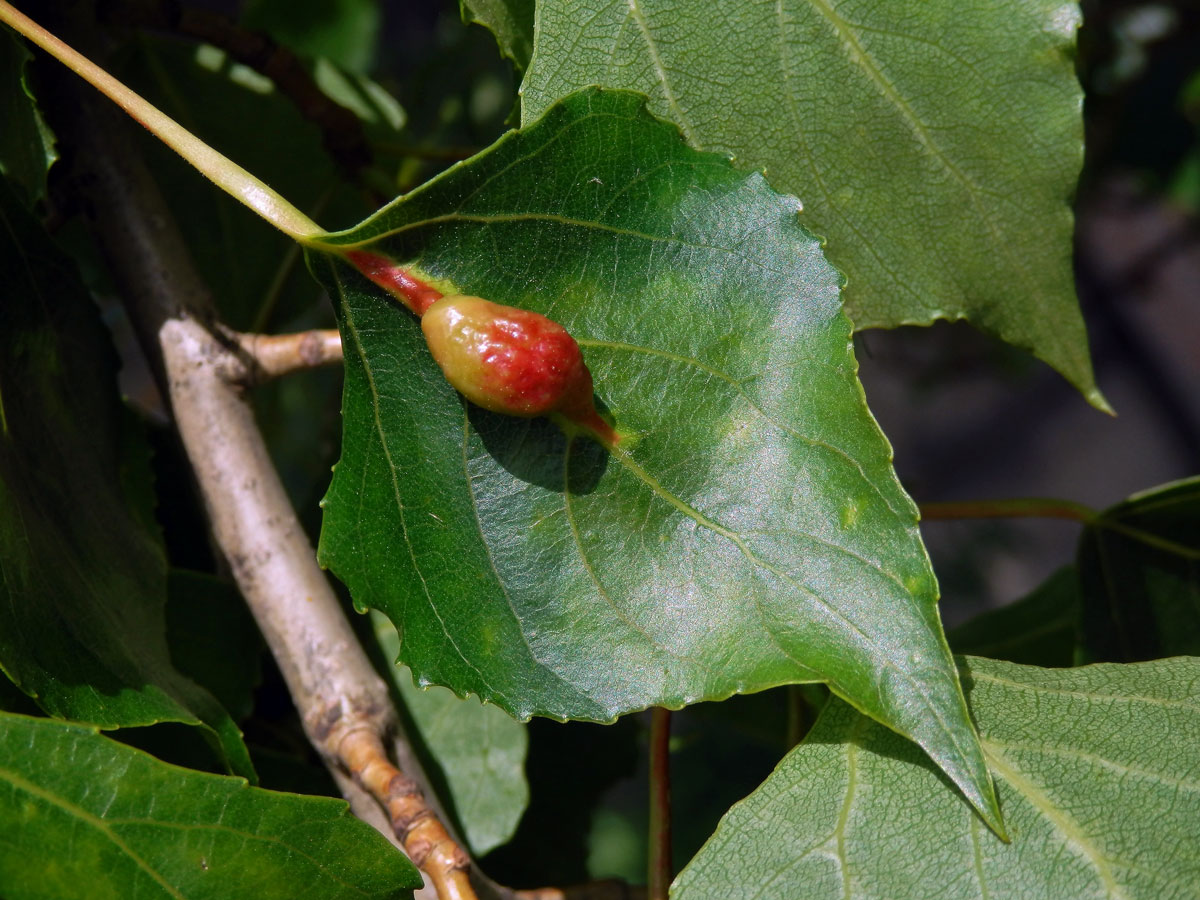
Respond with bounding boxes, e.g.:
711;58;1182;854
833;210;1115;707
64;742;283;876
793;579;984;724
1085;386;1116;416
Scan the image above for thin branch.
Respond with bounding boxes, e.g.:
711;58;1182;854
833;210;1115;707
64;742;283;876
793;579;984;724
341;729;474;900
919;498;1096;523
647;709;673;900
233;328;343;382
44;50;476;900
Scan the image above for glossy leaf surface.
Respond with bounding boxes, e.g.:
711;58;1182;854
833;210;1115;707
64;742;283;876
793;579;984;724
1080;477;1200;661
521;0;1104;407
0;180;251;777
0;713;420;900
313;88;999;827
374;613;529;855
674;656;1200;900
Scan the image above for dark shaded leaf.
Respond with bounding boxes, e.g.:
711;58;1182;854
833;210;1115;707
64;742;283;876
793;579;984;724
113;35;366;332
241;0;382;73
166;571;264;724
1079;477;1200;661
0;179;251;777
0;31;56;205
948;566;1080;667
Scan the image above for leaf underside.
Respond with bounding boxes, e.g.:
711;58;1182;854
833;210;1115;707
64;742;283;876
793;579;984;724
520;0;1105;408
460;0;535;70
674;655;1200;900
314;88;999;827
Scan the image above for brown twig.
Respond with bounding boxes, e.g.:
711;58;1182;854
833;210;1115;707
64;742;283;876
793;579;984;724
233;328;342;381
918;497;1096;522
647;708;673;900
42;37;475;898
341;729;474;900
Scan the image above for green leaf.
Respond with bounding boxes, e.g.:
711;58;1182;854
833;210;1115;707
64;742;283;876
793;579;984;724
521;0;1106;409
166;572;264;724
674;655;1200;900
1079;477;1200;661
460;0;535;70
0;712;420;900
313;87;1000;830
0;178;252;779
373;612;528;855
0;31;56;206
948;566;1080;667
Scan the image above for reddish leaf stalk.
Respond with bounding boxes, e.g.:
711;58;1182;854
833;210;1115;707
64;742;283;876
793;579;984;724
648;708;673;900
345;249;445;316
919;497;1096;522
343;248;622;445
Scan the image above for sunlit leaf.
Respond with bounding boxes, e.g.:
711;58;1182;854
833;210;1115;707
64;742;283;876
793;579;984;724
521;0;1105;408
312;88;1000;829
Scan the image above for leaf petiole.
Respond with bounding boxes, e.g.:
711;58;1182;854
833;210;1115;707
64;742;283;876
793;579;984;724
0;0;326;242
919;498;1097;522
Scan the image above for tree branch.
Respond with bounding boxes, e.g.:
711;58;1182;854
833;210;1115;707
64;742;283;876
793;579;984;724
34;11;646;898
43;41;477;900
233;328;343;382
918;498;1096;522
647;709;673;900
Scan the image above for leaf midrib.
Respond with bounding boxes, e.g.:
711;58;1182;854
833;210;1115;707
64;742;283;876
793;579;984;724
2;760;186;900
